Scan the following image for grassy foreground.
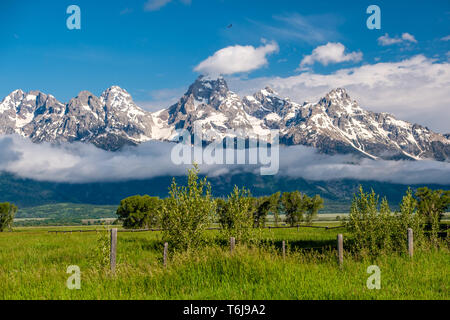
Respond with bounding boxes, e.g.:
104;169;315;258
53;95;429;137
0;225;448;300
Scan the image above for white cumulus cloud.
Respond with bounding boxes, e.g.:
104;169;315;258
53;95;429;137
227;55;450;133
194;41;279;76
299;42;362;69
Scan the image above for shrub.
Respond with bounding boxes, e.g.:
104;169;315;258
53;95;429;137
218;186;255;243
394;188;426;251
161;164;215;251
346;187;389;255
346;186;427;256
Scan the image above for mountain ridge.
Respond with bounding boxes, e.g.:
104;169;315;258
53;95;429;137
1;75;449;160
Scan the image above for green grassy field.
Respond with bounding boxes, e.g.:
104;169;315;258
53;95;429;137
0;224;448;300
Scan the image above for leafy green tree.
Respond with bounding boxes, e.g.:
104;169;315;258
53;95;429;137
415;187;450;245
304;195;324;224
281;191;308;226
253;192;280;227
0;202;18;232
161;164;216;250
116;195;162;229
218;186;255;242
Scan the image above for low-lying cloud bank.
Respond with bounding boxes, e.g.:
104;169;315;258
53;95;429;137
0;135;449;185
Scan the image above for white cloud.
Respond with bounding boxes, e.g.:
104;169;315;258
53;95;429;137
194;41;279;76
299;42;362;69
441;35;450;41
144;0;171;11
401;33;418;43
144;0;191;11
0;135;449;185
278;146;450;185
0;136;188;183
227;55;450;133
378;33;417;46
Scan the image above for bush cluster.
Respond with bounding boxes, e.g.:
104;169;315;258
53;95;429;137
346;186;449;256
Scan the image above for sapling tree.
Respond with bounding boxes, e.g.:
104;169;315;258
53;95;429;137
161;164;216;250
347;186;431;256
218;186;255;243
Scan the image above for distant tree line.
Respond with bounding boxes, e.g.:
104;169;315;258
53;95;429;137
115;166;325;229
116;165;449;252
115;164;325;249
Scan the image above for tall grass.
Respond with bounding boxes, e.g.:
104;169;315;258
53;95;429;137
0;226;448;300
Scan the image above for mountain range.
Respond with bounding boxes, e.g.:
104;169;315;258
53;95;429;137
1;75;449;161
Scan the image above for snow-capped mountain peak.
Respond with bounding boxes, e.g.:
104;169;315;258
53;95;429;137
187;75;229;103
100;86;133;105
0;78;449;161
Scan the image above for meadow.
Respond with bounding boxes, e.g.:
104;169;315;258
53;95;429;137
0;223;448;300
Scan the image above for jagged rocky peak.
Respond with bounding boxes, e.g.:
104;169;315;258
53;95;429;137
74;90;96;100
320;88;351;104
255;86;283;101
4;89;25;102
1;89;55;114
187;74;229;101
326;87;349;98
100;85;133;106
243;86;294;119
166;75;233;121
318;88;363;115
65;90;102;114
1;79;449;161
1;89;29;108
261;86;278;96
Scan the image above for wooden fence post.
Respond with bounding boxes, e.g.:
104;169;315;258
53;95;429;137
163;242;168;267
282;240;286;259
407;228;413;258
337;234;343;266
230;237;235;254
110;228;117;273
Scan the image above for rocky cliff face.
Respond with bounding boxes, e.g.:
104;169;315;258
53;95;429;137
1;76;449;160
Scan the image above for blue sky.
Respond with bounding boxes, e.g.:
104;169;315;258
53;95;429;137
1;0;449;131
